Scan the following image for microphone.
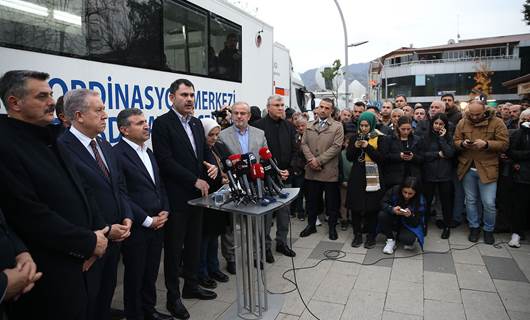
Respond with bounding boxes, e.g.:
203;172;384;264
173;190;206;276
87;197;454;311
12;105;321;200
258;147;282;174
249;163;271;206
233;154;253;200
260;159;288;199
222;157;241;197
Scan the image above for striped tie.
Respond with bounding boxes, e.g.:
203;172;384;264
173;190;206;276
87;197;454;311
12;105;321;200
89;140;110;178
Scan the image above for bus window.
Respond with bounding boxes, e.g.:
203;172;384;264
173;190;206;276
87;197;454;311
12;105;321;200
163;0;207;75
210;13;241;82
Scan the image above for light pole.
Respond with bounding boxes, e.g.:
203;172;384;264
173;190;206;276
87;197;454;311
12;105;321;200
333;0;367;108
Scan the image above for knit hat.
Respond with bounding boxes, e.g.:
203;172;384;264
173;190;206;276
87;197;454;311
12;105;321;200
201;117;221;137
357;111;376;134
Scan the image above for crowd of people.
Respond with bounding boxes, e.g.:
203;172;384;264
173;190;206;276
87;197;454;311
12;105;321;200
0;69;529;320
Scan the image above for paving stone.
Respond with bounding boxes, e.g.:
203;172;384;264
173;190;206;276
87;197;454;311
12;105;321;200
423;271;461;303
494;279;530;314
455;263;496;292
390;257;423;283
293;231;326;249
482;255;528;282
424;299;466;320
451;244;484;265
510;251;530;281
384;280;423;316
276;313;300;320
308;240;345;259
423;237;450;252
363;246;394;267
340;289;385;320
507;310;530;320
423;252;456;274
381;311;422;320
477;243;511;258
298;300;344;320
354;265;391;293
313;273;356;304
329;253;364;277
461;289;509;320
187;300;231;319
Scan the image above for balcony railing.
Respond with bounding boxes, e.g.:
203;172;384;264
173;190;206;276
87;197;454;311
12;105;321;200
384;55;518;68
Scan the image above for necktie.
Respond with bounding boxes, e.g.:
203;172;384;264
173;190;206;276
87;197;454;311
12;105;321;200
89;140;110;178
319;120;326;130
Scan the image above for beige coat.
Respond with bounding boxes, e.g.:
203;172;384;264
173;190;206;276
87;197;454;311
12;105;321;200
301;117;344;182
454;110;509;184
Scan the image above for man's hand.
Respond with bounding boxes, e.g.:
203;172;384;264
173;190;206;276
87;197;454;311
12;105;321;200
307;158;321;170
359;140;369;149
82;256;97;272
279;169;289;181
3;264;31;300
15;252;37;283
400;152;414;161
392;206;403;215
203;161;218;180
93;226;109;257
195;178;210;197
151;211;169;230
473;139;487;150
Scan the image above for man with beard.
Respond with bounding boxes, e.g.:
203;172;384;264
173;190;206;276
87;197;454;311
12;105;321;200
454;100;509;244
59;89;134;320
0;70;108;320
441;93;462;126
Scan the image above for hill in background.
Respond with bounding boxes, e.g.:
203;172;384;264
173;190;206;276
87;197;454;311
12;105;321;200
300;62;369;91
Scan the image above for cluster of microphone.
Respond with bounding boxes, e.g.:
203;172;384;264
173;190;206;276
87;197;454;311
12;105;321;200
221;146;289;206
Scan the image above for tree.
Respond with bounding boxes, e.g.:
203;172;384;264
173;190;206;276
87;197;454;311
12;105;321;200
320;59;342;99
471;62;494;100
523;0;530;26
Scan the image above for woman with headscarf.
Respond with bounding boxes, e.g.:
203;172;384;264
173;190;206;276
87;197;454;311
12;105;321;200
198;118;231;289
346;112;385;249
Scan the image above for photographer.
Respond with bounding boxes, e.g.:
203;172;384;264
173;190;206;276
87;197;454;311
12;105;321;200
212;105;232;129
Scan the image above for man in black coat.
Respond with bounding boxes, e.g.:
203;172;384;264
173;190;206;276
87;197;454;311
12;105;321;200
0;209;42;320
253;95;296;260
58;88;133;320
113;108;172;320
0;70;109;320
151;79;218;320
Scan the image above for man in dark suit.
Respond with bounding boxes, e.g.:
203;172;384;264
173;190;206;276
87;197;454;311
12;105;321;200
0;70;109;320
114;108;172;320
58;88;133;320
152;79;218;320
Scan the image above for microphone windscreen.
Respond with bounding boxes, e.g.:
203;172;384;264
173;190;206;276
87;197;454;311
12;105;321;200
228;154;241;162
249;163;260;180
256;163;265;179
258;147;272;160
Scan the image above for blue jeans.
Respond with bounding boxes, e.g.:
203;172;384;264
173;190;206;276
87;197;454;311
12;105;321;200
462;170;497;232
199;234;220;280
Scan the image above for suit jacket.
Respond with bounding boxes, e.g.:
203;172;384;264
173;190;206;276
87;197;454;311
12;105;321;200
0;116;97;319
58;129;133;225
151;110;213;210
253;115;296;171
218;124;268;159
113;139;169;224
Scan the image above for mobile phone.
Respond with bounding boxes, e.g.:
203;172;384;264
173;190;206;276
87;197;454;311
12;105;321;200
399;208;408;213
465;139;474;144
403;151;412;155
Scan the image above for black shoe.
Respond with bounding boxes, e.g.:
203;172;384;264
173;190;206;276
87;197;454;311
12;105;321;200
145;310;174;320
181;286;217;300
265;249;275;263
484;231;495;245
329;227;338;240
167;299;190;320
198;277;217;289
435;219;445;229
364;234;376;249
441;227;450;239
110;308;125;320
300;225;317;237
351;233;363;248
226;261;236;275
340;220;348;231
468;228;480;243
253;259;264;270
276;243;296;257
210;270;229;283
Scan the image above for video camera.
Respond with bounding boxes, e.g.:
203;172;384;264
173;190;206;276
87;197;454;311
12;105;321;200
212;106;231;129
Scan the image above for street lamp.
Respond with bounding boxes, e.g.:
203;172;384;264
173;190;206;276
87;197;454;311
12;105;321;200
333;0;367;108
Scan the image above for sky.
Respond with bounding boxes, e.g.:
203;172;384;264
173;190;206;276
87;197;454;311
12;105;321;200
228;0;529;73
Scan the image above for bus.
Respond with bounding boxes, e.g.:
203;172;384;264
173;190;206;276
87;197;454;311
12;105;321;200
0;0;274;143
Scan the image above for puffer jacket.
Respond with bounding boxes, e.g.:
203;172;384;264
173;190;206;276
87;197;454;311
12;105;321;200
422;130;455;182
454;110;509;183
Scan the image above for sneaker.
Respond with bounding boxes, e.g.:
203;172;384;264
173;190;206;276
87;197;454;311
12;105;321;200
383;239;396;254
509;233;521;248
468;228;480;243
364;234;376;249
316;217;322;226
351;233;363;248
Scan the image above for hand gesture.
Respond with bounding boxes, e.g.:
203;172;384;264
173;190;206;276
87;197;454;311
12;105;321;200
195;178;210;197
473;139;487;149
439;127;446;137
151;211;169;230
279;169;289;181
93;225;109;257
203;161;218;179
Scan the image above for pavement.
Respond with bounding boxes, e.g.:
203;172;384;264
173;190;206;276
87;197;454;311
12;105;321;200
112;218;530;320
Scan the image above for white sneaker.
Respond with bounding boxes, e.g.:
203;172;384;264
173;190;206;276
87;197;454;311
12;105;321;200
383;239;396;254
316;217;322;226
509;233;521;248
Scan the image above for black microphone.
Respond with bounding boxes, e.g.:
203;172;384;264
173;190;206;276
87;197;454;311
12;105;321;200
234;155;253;199
222;157;241;197
260;159;288;198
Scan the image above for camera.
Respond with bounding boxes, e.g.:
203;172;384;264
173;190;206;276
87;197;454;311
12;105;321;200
212;108;231;129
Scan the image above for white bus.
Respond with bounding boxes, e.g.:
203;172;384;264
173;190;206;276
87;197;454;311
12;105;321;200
0;0;274;143
273;42;307;112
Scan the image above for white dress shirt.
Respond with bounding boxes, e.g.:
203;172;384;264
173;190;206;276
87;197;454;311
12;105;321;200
122;137;156;228
173;109;197;155
69;125;109;169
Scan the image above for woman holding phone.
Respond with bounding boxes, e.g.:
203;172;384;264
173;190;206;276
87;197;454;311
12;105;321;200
380;116;424;188
378;177;426;254
422;113;455;239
